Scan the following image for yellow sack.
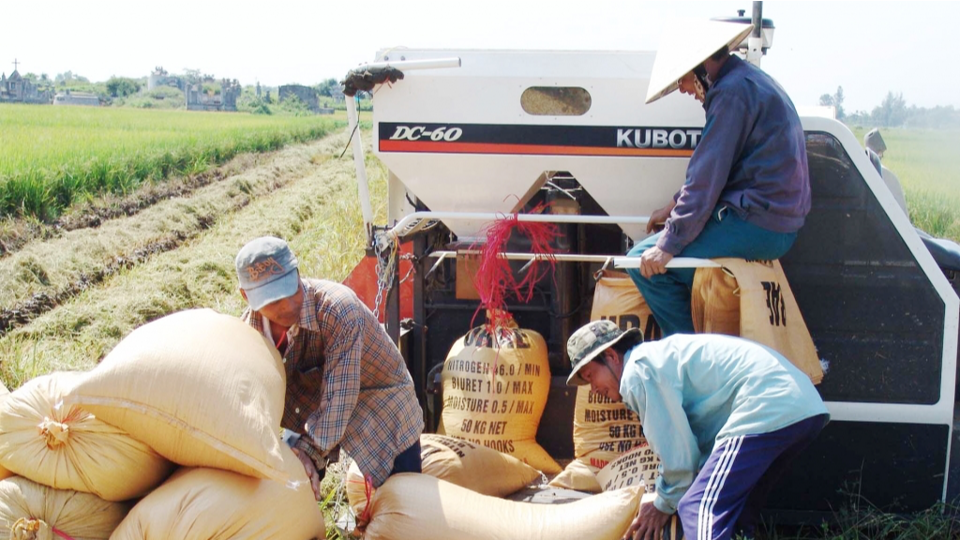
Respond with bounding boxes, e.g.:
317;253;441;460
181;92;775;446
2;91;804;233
346;433;542;519
551;386;654;492
110;445;323;540
0;373;173;502
0;382;10;482
65;309;290;481
692;260;823;384
548;459;598;492
590;269;661;341
552;271;658;492
596;444;660;493
441;320;559;473
0;476;129;540
363;473;641;540
690;266;740;337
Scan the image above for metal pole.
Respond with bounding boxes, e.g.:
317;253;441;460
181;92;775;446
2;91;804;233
425;251;721;269
361;58;461;71
751;2;763;38
747;2;764;67
346;96;374;241
386;247;401;344
385;211;652;241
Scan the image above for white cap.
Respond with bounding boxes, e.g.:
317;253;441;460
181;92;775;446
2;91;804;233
645;20;755;105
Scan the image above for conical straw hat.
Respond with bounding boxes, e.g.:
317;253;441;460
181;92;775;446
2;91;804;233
645;20;754;104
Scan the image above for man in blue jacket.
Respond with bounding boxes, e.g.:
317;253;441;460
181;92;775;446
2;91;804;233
627;21;811;336
566;320;828;540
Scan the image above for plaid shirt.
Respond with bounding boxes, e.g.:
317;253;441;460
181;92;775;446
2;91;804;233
243;278;423;487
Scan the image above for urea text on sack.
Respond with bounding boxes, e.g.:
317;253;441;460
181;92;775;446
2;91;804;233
581;408;638;423
448;376;536;396
444;358;542;377
460;419;509;435
444;396;538;415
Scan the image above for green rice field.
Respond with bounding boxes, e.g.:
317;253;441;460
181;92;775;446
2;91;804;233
851;127;960;241
0;104;340;221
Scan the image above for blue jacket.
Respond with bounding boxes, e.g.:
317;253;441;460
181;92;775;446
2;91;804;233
619;334;828;514
658;55;811;255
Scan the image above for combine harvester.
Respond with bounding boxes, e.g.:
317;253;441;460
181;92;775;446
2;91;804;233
343;2;960;526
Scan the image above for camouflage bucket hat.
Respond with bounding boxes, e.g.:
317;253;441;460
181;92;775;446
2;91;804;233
565;320;642;386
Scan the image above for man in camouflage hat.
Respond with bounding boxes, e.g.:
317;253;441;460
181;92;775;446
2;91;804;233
566;320;828;540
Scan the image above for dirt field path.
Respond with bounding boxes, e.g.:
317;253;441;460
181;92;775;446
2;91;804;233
0;127;386;387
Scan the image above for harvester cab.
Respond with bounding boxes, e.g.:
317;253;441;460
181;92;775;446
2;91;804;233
342;8;960;525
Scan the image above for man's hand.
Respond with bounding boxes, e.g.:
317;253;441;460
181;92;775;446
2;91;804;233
622;500;673;540
647;201;676;234
291;446;322;500
640;246;674;279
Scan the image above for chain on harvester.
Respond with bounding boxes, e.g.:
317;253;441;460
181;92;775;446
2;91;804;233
372;231;417;321
372;233;398;322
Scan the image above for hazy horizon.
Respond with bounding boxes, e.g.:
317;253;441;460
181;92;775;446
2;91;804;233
3;1;957;113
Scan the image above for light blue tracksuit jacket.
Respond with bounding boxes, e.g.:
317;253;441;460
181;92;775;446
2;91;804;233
619;334;829;514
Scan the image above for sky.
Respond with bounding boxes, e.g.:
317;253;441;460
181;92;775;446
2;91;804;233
2;1;956;113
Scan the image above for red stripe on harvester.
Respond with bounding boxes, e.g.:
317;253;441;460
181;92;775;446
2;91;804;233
379;140;693;157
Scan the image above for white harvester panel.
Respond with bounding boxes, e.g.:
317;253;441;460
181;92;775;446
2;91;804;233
372;48;706;240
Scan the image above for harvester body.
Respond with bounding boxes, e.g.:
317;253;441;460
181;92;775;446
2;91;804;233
354;44;960;521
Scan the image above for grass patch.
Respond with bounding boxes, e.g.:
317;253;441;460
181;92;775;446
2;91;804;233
763;498;960;539
0;143;323;319
0;127;385;383
0;104;343;221
850;127;960;241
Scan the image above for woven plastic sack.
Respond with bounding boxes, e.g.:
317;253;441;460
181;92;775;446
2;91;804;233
590;270;661;342
0;476;129;540
441;320;559;473
363;473;641;540
691;267;741;336
596;444;660;493
346;433;541;519
110;444;323;540
691;260;823;384
0;382;10;482
65;309;289;481
552;270;657;492
0;372;173;502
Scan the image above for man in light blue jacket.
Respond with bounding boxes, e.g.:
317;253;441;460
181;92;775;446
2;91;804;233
566;320;828;540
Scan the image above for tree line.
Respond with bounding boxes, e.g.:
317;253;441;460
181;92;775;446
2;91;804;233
820;86;960;129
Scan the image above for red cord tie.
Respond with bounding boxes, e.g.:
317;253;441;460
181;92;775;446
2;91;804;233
53;528;75;540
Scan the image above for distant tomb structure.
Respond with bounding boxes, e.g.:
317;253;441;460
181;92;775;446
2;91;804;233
186;78;241;112
53;89;100;106
0;60;53;104
147;66;186;91
279;84;320;113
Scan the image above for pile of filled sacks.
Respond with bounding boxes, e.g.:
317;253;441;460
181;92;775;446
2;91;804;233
0;309;324;540
346;308;682;540
346;434;652;540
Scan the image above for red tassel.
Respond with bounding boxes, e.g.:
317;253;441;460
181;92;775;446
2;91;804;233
469;204;559;332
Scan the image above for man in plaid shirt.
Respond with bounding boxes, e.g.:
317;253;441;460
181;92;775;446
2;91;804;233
235;236;424;497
